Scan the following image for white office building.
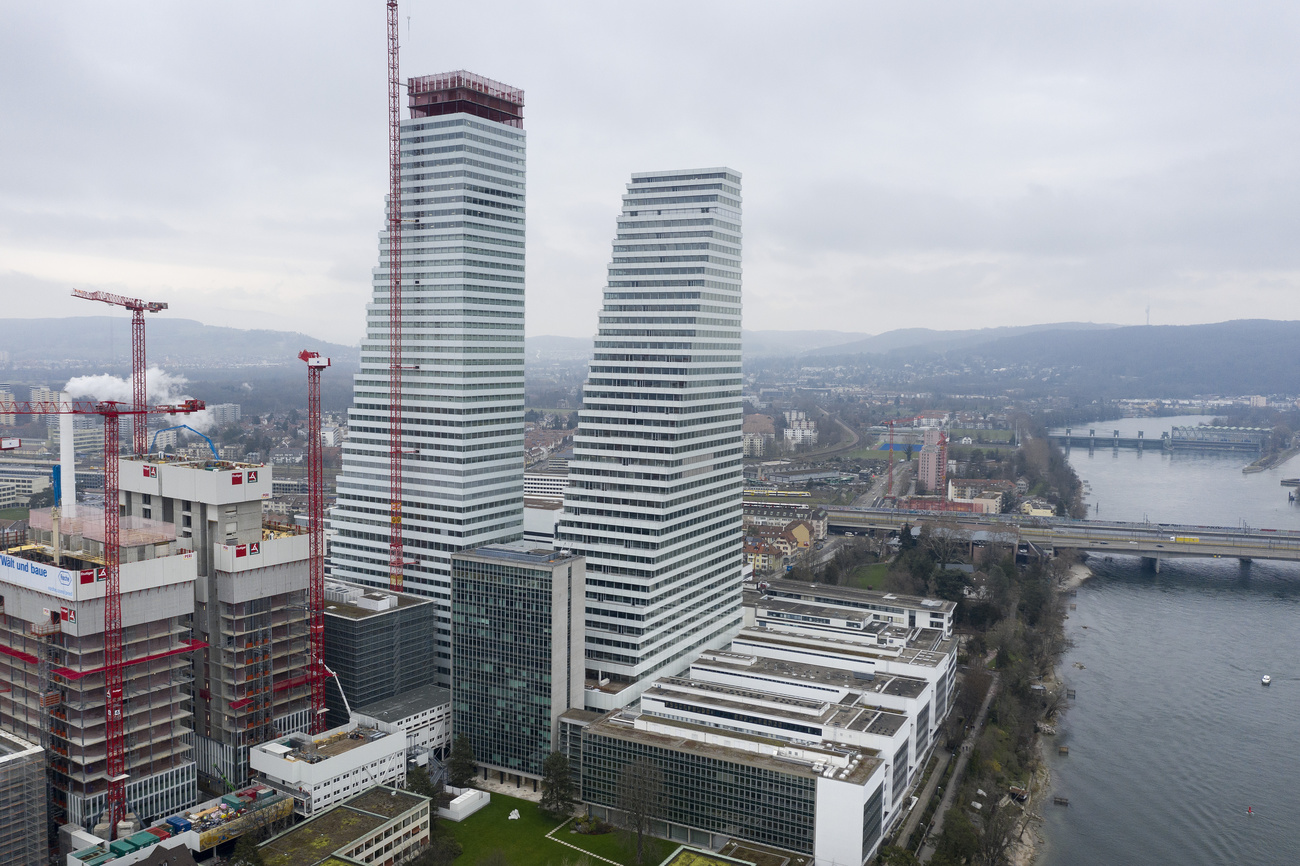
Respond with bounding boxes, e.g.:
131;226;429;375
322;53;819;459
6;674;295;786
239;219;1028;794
329;71;527;682
251;721;407;817
556;168;745;710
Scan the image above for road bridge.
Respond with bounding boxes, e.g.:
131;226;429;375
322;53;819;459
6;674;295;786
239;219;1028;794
825;506;1300;570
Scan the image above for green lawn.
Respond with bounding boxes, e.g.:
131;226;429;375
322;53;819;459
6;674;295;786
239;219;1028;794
0;507;28;521
848;562;889;590
444;793;675;866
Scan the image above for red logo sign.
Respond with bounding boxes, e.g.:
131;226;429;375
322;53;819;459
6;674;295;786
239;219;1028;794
79;568;106;584
247;470;258;483
235;545;248;558
231;472;243;485
143;465;157;478
61;607;75;624
249;542;260;555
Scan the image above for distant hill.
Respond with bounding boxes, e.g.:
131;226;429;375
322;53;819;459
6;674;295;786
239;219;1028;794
0;317;360;367
942;319;1300;397
525;330;874;363
742;330;872;358
526;335;593;362
804;323;1121;357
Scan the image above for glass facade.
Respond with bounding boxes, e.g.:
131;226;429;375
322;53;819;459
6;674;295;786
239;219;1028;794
451;550;582;777
323;598;439;729
581;729;817;854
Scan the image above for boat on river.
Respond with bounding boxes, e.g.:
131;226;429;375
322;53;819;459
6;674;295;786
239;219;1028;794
1262;675;1271;686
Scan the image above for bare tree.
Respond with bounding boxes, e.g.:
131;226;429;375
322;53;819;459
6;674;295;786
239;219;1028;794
617;759;664;865
977;801;1019;866
922;517;971;572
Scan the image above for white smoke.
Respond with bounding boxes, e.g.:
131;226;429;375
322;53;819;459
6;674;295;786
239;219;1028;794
64;366;215;432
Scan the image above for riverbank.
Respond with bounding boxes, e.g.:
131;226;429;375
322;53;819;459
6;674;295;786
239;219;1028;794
1059;562;1093;592
1242;445;1299;474
1002;562;1090;866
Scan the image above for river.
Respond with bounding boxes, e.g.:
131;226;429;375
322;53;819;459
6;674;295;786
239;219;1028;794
1037;416;1300;866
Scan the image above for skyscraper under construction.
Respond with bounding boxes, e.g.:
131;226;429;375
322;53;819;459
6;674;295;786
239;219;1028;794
330;71;528;683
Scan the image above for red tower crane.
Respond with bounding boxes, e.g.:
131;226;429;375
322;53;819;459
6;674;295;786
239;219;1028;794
298;351;330;733
0;397;203;837
386;0;406;592
71;289;169;456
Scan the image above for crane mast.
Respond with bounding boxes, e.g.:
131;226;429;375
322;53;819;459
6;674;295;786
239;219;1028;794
299;351;330;733
386;0;405;592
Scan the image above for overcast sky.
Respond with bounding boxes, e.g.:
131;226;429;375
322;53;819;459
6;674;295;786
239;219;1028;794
3;1;1299;346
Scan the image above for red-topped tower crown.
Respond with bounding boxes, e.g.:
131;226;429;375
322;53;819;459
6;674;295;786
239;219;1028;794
408;70;525;128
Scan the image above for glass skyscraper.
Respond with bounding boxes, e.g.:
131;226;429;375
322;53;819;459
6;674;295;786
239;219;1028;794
330;71;527;682
556;168;745;710
451;546;585;780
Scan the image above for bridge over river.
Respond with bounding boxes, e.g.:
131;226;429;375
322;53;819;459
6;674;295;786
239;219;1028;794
824;506;1300;570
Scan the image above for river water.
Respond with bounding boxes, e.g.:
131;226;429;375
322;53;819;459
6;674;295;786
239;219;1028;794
1038;416;1300;866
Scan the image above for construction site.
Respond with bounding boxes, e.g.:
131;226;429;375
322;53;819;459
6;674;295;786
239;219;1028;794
0;3;408;860
0;318;333;858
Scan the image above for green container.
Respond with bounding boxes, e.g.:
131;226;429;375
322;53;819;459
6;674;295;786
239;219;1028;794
128;831;160;848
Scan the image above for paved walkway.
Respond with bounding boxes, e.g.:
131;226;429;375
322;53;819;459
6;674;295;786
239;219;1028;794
895;748;952;849
920;672;1000;862
474;769;544;803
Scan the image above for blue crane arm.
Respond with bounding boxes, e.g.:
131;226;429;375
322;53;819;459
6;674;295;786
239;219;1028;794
150;425;219;460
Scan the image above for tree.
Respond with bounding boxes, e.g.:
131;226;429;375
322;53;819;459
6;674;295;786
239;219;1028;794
540;751;576;818
617;759;664;866
878;846;921;866
922;518;970;572
409;836;463;866
447;735;477;788
931;809;980;866
229;834;265;866
407;764;441;799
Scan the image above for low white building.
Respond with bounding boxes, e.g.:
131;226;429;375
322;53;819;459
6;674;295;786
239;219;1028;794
351;684;452;765
250;722;406;816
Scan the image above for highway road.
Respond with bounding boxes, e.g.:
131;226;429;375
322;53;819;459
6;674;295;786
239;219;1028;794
824;506;1300;566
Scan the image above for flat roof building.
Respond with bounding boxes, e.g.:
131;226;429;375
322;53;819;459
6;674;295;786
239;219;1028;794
749;578;955;637
351;684;452;764
251;723;406;817
256;786;430;866
321;582;439;729
451;545;584;782
579;711;888;865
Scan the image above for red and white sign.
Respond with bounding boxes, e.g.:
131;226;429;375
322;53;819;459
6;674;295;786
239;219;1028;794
231;472;243;485
61;607;76;624
249;542;260;555
235;545;248;558
79;567;106;585
143;465;157;478
246;470;258;484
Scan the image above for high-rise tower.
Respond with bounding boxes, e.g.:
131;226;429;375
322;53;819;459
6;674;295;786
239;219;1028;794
331;71;527;682
556;168;744;710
